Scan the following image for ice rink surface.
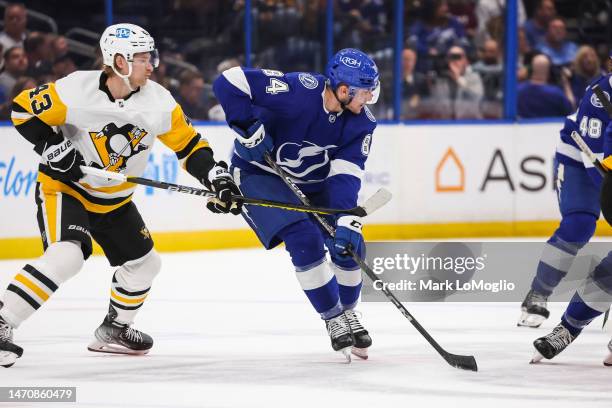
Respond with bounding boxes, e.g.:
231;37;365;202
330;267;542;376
1;246;611;408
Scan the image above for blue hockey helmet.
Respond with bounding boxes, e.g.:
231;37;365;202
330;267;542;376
325;48;380;104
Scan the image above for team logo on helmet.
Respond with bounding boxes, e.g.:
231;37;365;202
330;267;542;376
88;123;149;172
115;27;131;38
340;56;361;68
298;73;319;89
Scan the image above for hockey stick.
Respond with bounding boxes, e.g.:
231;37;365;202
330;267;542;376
569;131;607;176
80;165;388;217
263;152;478;371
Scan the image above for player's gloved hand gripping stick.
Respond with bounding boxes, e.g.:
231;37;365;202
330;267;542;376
80;166;389;217
262;152;478;371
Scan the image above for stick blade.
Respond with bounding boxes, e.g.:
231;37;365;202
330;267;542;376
356;188;392;216
443;352;478;371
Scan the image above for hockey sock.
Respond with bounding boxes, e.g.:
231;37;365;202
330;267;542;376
331;263;362;310
531;213;595;295
0;241;84;328
561;293;602;337
296;259;343;319
279;220;342;319
109;249;161;324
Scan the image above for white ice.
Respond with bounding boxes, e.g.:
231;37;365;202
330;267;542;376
0;246;611;408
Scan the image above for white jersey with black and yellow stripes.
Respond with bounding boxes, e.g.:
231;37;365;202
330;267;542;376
11;70;209;213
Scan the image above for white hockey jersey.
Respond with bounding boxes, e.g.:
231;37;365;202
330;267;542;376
12;70;209;213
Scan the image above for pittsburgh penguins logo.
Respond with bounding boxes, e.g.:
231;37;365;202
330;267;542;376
89;123;149;172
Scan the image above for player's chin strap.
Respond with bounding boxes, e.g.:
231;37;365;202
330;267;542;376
111;62;135;92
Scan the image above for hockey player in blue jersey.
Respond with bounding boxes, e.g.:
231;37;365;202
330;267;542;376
531;106;612;365
518;61;612;328
213;48;379;359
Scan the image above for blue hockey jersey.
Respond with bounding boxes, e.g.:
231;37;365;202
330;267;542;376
556;74;612;186
213;67;377;210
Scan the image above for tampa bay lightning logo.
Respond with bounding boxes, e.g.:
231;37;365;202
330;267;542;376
276;141;337;178
591;90;610;108
298;73;318;89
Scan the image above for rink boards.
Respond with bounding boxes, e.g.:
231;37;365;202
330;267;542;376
2;121;611;258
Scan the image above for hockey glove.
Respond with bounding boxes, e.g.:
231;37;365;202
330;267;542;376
327;215;364;261
40;135;85;183
204;161;242;215
232;119;273;163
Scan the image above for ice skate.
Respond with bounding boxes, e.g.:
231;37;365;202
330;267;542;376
325;313;354;362
88;307;153;355
0;305;23;368
530;324;576;363
518;289;550;328
344;309;372;359
604;338;612;367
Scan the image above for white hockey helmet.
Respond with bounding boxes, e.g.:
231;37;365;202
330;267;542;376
99;24;159;86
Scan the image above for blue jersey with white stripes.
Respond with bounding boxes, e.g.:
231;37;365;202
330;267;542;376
213;67;377;210
556;74;612;186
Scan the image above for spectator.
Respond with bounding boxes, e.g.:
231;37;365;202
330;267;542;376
52;35;69;58
0;75;34;120
472;39;503;118
476;0;526;46
51;54;76;81
407;0;469;73
24;32;54;79
0;46;27;96
174;70;210;120
567;45;603;104
335;0;388;51
0;3;27;52
517;54;572;118
536;18;578;67
523;0;556;49
427;45;484;119
400;48;429;119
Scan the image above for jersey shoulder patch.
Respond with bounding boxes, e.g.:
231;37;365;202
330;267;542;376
364;105;376;123
297;73;319;89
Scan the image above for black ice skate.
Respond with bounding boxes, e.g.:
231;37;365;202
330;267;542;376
518;289;550;328
325;313;354;362
0;304;23;368
531;323;576;363
87;307;153;355
604;338;612;367
344;309;372;360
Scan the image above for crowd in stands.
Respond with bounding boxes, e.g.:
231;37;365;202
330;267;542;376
1;0;610;121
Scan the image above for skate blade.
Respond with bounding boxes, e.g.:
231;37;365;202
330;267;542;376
604;352;612;366
87;340;149;356
0;350;18;368
530;350;544;364
351;347;369;360
518;312;545;328
340;347;352;363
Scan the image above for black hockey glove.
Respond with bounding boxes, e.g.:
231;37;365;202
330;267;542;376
40;134;85;183
204;161;242;215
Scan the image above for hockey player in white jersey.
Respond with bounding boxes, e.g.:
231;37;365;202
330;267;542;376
0;23;242;368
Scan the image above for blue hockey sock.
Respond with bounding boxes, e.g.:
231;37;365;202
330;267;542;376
532;213;595;295
561;292;603;337
331;263;362;310
279;221;342;319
